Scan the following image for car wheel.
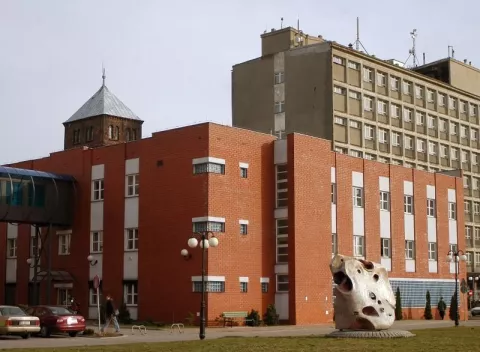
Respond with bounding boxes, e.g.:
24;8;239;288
21;333;30;339
68;331;78;337
40;326;51;338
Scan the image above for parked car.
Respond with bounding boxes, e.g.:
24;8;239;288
470;307;480;316
0;305;40;339
26;305;86;337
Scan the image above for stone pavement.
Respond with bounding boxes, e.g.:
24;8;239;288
0;319;478;350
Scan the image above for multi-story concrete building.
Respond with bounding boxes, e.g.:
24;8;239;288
232;26;480;290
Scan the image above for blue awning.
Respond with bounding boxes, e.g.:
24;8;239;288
0;166;75;182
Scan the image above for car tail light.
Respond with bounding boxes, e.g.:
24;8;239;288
5;320;11;326
57;318;64;323
35;320;40;326
80;318;85;322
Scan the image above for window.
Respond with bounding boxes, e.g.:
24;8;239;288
334;86;345;95
475;203;480;215
261;282;269;293
331;184;336;204
335;116;346;125
462;151;469;164
466;226;472;239
449;244;457;253
380;191;390;211
428;242;437;261
58;234;71;255
471;104;477;116
353;187;364;207
466;252;473;265
57;288;72;307
92;180;104;201
240;282;248;293
332;233;338;256
72;129;81;144
125;228;138;251
448;202;456;220
438;94;446;106
464;176;470;189
427;199;436;217
354;236;364;257
417;139;425;153
85;127;94;142
349;91;360;99
363;67;372;82
108;125;114;139
333;56;344;65
440;145;448;158
274;71;285;84
377;101;386;114
126;174;139;196
403;108;412;122
428;142;437;156
392;133;400;146
427;90;435;102
30;236;40;258
363;96;373;111
390;104;400;118
381;238;391;258
91;231;103;253
465;201;471;214
461;126;468;139
471;129;478;141
276;164;288;207
404;195;413;214
193;221;225;233
449;97;456;110
276;275;289;292
192;281;225;293
415;86;423;98
451;148;458;160
124;282;138;305
403;81;412;95
193;163;225;175
404;136;413;150
6;238;16;258
276;219;288;263
131;129;137;141
274;101;285;114
347;61;359;70
126;128;131;142
450;123;457;135
364;125;374;139
475;227;480;240
379;129;388;144
460;101;467;113
240;223;248;235
405;240;415;259
390;77;399;91
349;120;360;128
377;73;386;86
427;115;436;129
240;167;248;178
349;150;362;158
89;287;100;306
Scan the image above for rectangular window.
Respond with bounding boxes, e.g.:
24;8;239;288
390;77;399;91
274;71;285;84
363;97;373;111
125;228;139;251
332;233;338;256
91;231;103;253
377;73;386;86
193;221;225;233
92;180;104;201
403;81;412;95
353;187;364;207
7;238;17;258
124;281;138;305
404;195;413;214
57;288;72;307
126;174;139;197
380;191;390;211
240;224;248;235
240;167;248;178
276;164;288;208
427;199;436;217
392;133;400;146
381;238;391;258
416;112;425;126
349;91;360;100
193;163;225;175
466;226;472;239
30;236;40;258
58;234;71;255
240;282;248;293
192;281;225;293
334;86;345;95
428;142;437;156
377;101;386;115
363;68;372;82
378;129;388;144
89;287;100;306
354;236;364;257
428;242;437;261
276;219;288;263
427;90;435;102
363;124;374;139
276;275;289;292
274;101;285;114
261;282;269;293
404;136;413;149
427;115;436;129
390;104;400;118
331;184;336;204
465;201;471;214
448;202;456;220
405;240;415;259
415;86;423;98
417;139;425;153
333;56;344;65
347;61;359;70
403;108;412;122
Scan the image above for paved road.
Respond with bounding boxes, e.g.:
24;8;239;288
0;319;479;350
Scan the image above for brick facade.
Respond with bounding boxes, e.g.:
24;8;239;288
0;123;466;325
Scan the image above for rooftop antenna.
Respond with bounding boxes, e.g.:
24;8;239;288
280;17;284;29
297;16;300;31
102;63;106;87
448;45;455;59
351;17;369;55
404;29;419;67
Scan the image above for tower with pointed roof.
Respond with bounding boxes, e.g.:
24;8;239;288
63;70;144;150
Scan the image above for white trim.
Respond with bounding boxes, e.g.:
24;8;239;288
239;219;249;225
239;162;249;169
239;276;249;283
54;283;73;288
192;216;225;223
191;275;225;282
56;230;72;235
389;277;455;282
260;277;270;283
192;157;226;165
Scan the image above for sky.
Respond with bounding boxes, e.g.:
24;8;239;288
1;0;478;164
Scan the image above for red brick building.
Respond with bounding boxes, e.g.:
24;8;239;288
0;82;467;325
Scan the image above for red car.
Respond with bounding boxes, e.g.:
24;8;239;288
25;306;86;337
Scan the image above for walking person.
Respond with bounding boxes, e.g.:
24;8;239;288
101;294;120;333
438;297;447;320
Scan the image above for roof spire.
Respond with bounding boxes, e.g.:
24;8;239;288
102;63;106;87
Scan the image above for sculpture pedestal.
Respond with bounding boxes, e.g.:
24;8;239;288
326;329;415;339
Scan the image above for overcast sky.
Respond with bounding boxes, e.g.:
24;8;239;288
1;0;478;164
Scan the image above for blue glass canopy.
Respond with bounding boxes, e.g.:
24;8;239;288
0;166;75;182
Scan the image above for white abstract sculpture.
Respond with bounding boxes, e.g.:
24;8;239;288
330;254;396;331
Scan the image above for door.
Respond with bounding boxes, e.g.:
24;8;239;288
4;284;16;305
57;288;71;307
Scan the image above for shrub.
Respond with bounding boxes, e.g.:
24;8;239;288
395;287;403;320
83;328;95;335
449;294;459;321
117;302;132;324
263;304;279;326
246;309;261;327
424;290;433;320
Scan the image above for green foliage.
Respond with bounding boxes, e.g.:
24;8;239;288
117;301;132;324
395;287;403;320
449;294;459;321
424;290;433;320
246;309;261;327
263;304;279;326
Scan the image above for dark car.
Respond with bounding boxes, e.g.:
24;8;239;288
25;305;86;337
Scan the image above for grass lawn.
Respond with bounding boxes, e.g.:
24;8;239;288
4;327;480;352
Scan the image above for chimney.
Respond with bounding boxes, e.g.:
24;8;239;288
464;59;468;64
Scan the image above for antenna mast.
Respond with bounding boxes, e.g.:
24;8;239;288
102;63;106;87
351;17;369;55
404;29;420;68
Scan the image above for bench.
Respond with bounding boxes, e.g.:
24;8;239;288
222;311;253;327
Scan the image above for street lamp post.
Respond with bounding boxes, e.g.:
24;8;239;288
181;231;219;340
447;249;467;327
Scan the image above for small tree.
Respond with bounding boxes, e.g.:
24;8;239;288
246;309;261;327
424;290;433;320
395;287;403;320
263;304;279;326
449;294;459;321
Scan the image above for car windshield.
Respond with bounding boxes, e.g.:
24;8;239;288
0;307;26;316
48;307;73;315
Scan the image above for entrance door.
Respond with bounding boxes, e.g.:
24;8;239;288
4;284;16;305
